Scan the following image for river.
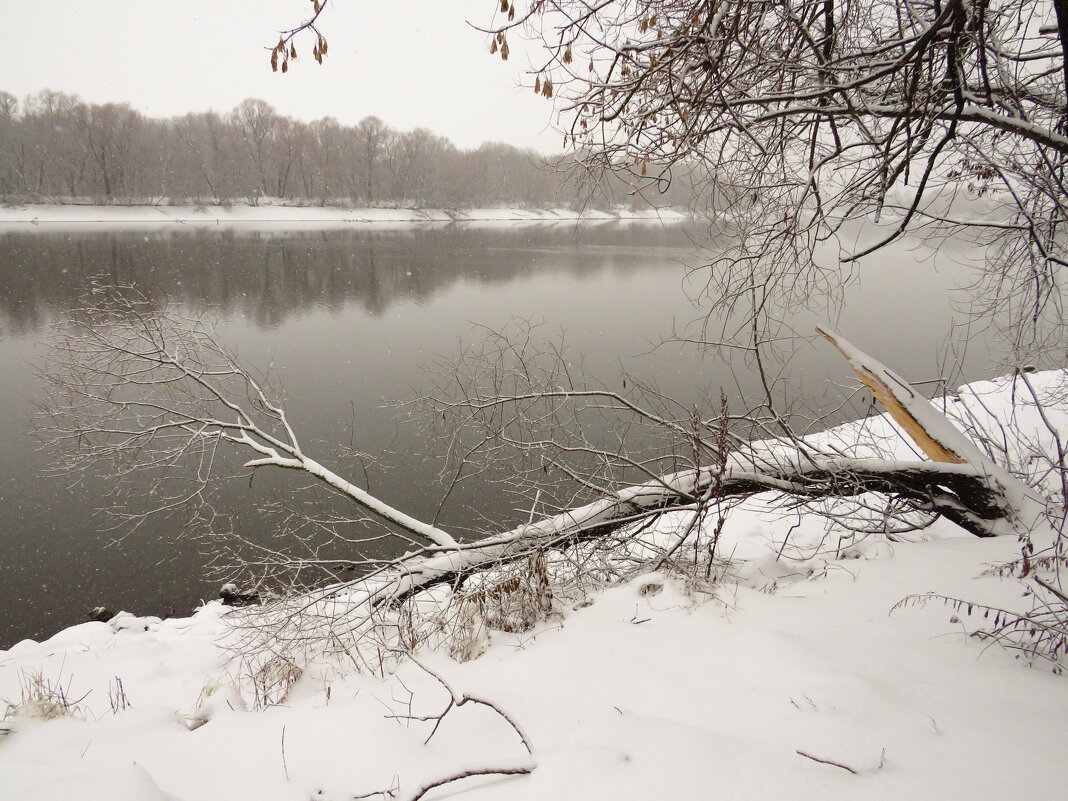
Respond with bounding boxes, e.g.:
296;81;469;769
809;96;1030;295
0;221;1003;644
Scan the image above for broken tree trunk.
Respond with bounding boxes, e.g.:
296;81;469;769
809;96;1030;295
816;327;1047;538
273;330;1051;629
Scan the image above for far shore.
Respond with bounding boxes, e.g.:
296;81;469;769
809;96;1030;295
0;202;691;229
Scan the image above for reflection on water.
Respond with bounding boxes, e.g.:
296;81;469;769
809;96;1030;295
0;225;698;335
0;224;999;645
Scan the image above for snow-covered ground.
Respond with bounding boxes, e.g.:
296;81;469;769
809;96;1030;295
1;371;1065;801
0;203;690;230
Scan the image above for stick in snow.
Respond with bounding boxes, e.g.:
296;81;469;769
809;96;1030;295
796;749;859;775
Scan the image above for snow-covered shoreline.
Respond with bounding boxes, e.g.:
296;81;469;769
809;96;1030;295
0;203;691;229
1;535;1064;801
1;369;1064;801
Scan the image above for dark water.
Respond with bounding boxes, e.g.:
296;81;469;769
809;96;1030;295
0;223;1002;646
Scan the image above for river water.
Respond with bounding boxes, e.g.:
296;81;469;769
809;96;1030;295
0;221;1002;645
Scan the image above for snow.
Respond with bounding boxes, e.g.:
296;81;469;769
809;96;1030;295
1;371;1065;801
0;203;691;230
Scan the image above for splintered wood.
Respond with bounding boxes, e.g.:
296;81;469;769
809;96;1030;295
817;327;967;464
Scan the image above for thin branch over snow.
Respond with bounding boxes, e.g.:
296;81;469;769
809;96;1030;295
363;654;537;801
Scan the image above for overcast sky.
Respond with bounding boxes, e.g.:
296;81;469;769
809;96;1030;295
1;0;560;152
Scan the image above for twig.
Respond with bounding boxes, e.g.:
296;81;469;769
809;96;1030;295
358;654;538;801
796;749;859;774
403;653;536;755
400;761;535;801
281;725;290;781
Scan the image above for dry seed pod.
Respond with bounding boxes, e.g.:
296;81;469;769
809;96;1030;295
321;38;328;55
290;43;297;58
271;52;279;72
563;45;572;64
500;0;509;11
282;59;289;73
490;38;498;54
501;40;510;60
509;6;515;20
534;75;541;93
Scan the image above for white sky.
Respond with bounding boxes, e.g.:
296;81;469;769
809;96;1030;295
1;0;561;152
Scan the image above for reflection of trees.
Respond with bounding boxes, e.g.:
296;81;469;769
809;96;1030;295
0;226;691;335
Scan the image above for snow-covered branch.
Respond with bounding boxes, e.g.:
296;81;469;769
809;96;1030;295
38;284;457;551
234;326;1062;663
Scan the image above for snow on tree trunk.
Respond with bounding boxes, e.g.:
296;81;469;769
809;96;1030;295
250;329;1054;649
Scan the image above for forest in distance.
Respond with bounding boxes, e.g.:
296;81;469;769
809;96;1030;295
0;90;697;208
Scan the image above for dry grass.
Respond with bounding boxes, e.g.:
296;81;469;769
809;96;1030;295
443;550;559;662
2;669;87;722
251;655;304;708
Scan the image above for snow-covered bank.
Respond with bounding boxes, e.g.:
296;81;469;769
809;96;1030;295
0;203;691;230
1;369;1065;801
1;536;1063;801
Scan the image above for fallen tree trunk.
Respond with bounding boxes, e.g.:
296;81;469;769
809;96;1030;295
41;295;1052;653
262;330;1052;640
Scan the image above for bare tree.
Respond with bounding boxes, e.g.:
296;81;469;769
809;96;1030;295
231;98;279;199
0;91;16;197
265;0;1068;370
346;115;388;203
385;128;453;205
301;116;342;203
76;102;143;199
463;0;1067;357
33;275;1066;800
38;287;1062;665
174;111;237;202
18;90;88;197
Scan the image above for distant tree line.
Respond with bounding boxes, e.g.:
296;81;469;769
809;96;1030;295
0;90;694;208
